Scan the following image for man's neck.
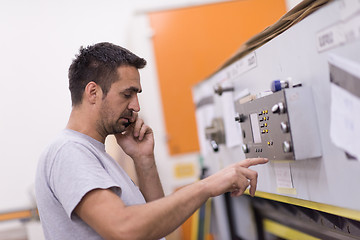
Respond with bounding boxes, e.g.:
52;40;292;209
66;108;106;143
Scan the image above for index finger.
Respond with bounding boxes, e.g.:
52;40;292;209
133;117;144;138
239;158;268;168
129;112;138;123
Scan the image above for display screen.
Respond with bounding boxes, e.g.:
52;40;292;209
250;113;262;143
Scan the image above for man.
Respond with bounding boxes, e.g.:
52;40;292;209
35;42;268;240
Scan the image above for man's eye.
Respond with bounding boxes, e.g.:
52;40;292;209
123;93;132;98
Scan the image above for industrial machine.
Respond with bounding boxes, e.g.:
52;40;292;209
193;1;360;239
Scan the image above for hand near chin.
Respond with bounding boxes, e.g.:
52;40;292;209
114;116;155;164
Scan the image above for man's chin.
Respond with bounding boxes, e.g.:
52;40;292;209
113;123;130;135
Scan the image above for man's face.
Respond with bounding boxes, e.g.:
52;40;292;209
98;65;142;135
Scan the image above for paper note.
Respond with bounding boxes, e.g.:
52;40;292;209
274;162;294;189
329;54;360;160
330;84;360;160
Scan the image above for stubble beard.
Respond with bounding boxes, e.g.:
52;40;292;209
98;98;133;136
108;111;133;135
98;110;125;137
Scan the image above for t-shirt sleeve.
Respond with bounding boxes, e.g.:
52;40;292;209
49;142;120;219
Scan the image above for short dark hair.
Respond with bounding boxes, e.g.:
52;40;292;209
68;42;147;106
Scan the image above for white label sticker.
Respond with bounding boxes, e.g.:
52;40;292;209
316;24;345;52
225;52;257;81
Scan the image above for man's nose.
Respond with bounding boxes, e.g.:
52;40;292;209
129;95;140;112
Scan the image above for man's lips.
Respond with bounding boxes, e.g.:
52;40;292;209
120;117;132;127
123;121;132;128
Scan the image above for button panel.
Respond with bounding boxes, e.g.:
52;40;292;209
235;90;293;160
234;87;322;161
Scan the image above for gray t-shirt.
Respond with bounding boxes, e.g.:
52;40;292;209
35;129;149;239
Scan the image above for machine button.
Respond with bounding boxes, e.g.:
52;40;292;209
280;121;289;133
272;104;279;113
282;141;292;153
278;102;285;113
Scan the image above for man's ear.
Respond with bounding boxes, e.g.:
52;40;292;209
84;82;101;104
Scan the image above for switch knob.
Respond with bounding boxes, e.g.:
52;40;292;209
242;144;249;153
282;141;292;153
280;121;289;133
235;113;246;122
272;102;286;114
210;140;219;152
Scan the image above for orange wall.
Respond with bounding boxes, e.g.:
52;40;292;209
149;0;287;155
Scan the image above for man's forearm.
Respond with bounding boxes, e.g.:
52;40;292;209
134;155;164;202
119;180;209;239
75;178;209;240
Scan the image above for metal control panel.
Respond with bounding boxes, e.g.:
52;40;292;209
235;87;322;160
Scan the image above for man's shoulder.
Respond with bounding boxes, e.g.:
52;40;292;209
38;130;93;166
48;129;96;151
36;129;106;185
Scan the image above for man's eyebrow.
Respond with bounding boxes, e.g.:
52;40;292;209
124;87;142;93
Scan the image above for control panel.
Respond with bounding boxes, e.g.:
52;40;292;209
234;87;321;160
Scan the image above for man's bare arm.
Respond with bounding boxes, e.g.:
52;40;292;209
75;158;268;240
115;116;164;202
133;154;164;202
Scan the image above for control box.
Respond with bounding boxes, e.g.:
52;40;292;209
205;118;226;152
234;87;321;160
